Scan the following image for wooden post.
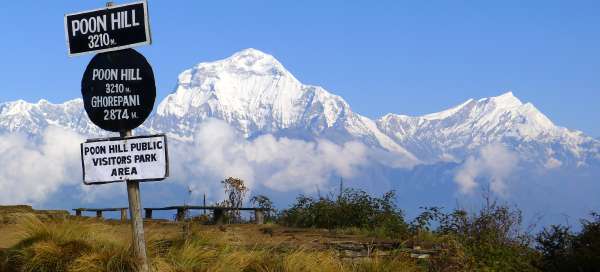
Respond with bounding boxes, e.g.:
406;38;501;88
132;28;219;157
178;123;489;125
144;208;153;219
96;210;103;218
213;208;224;225
120;208;128;222
203;193;206;215
255;209;265;225
176;208;185;221
122;130;149;272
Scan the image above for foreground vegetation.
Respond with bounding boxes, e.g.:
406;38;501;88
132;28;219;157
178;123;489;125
0;215;422;272
0;186;598;271
278;188;600;271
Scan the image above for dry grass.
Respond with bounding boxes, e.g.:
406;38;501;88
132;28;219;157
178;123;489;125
282;249;344;271
0;214;136;272
0;224;21;248
0;215;422;272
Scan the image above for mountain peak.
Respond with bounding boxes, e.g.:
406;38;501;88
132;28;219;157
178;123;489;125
151;49;420;161
159;48;344;136
498;91;515;97
176;48;293;89
1;99;33;115
230;48;275;61
482;91;523;108
226;48;287;75
199;48;288;76
422;98;475;120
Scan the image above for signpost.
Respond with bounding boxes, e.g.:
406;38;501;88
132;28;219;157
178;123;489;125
81;48;155;132
65;1;151;56
66;2;158;271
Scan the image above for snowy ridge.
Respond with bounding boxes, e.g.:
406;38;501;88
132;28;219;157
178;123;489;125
0;98;103;136
0;49;597;169
377;92;600;166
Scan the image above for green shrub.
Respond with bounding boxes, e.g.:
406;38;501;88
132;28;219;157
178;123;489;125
279;189;408;239
411;198;540;271
536;212;600;271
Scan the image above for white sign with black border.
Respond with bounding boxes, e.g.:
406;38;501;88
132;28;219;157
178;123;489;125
81;134;168;184
64;1;151;56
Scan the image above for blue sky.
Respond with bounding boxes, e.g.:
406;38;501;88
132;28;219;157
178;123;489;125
0;1;599;136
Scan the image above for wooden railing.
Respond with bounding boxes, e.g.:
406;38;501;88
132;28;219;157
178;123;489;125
73;205;267;224
73;207;128;221
143;205;266;224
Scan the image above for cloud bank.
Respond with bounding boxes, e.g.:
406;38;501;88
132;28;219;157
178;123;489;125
0;127;83;205
169;119;370;199
0;120;377;206
0;122;531;207
454;143;519;195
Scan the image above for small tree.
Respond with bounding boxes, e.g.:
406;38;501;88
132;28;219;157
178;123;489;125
220;177;248;223
250;195;274;221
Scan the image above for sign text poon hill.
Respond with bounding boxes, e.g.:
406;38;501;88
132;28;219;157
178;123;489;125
65;1;151;56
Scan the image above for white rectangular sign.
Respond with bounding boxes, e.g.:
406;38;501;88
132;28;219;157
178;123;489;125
81;134;168;184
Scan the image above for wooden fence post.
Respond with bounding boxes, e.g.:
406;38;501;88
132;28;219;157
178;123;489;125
214;208;225;225
120;208;128;222
176;208;186;221
255;209;265;225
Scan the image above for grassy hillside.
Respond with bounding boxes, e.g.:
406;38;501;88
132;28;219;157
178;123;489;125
0;188;598;271
0;216;422;272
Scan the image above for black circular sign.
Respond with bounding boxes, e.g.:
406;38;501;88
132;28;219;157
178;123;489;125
81;49;155;132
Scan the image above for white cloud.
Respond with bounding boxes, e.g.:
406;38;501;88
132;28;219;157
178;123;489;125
0;126;83;205
544;157;562;169
170;119;370;196
439;153;459;163
0;118;433;206
454;143;519;195
0;120;372;206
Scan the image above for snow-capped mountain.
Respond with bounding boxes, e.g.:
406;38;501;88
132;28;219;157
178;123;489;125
147;48;418;163
0;48;597;169
377;92;600;167
0;98;102;136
